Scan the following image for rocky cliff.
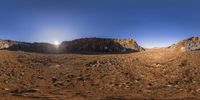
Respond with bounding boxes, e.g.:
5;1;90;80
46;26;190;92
0;40;15;49
0;40;58;53
169;37;200;52
59;38;144;53
0;38;144;53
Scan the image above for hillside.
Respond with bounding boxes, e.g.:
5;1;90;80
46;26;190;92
0;38;144;53
169;37;200;52
59;38;144;53
0;40;15;49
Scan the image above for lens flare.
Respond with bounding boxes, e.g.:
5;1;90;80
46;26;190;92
53;41;60;46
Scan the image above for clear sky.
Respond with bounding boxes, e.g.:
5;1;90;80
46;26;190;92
0;0;199;48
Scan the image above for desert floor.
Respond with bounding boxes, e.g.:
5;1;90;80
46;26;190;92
0;49;200;100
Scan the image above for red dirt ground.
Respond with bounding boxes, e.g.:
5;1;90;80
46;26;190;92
0;49;200;100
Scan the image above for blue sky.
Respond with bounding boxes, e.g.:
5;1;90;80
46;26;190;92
0;0;199;48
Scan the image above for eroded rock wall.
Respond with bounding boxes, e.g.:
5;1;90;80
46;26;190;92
59;38;144;53
0;38;144;53
169;37;200;52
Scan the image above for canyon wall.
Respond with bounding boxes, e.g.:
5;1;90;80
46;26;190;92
0;38;144;53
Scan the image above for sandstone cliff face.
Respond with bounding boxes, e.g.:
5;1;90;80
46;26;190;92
0;38;144;53
169;37;200;52
0;40;58;53
59;38;144;53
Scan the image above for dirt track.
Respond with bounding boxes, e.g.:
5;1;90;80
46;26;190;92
0;49;200;100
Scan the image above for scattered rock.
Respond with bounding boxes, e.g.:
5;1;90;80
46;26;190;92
2;88;10;91
49;64;61;69
54;81;64;87
10;88;39;96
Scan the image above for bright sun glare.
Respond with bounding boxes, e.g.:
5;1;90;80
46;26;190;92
54;41;60;46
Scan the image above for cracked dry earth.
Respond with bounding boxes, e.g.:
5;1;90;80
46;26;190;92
0;49;200;100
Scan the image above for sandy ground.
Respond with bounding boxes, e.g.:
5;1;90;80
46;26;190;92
0;49;200;100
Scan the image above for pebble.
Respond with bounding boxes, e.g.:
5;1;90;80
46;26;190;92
3;88;10;91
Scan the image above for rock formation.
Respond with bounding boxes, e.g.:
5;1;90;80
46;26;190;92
59;38;144;53
0;38;144;53
169;37;200;52
0;40;58;53
0;40;15;49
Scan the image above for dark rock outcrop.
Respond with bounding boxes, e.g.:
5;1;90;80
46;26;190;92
0;40;58;53
59;38;144;53
10;42;59;53
0;38;144;53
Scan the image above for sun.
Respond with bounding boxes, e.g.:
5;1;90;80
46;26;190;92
53;41;60;46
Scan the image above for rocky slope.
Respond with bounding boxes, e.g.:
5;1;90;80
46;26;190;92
169;37;200;52
59;38;144;53
0;40;58;53
0;38;144;53
0;40;15;49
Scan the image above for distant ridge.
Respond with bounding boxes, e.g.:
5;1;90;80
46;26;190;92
0;37;144;53
169;36;200;52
